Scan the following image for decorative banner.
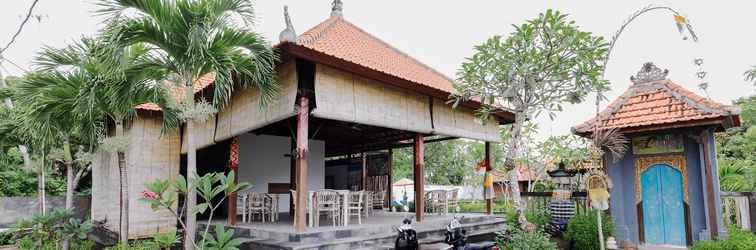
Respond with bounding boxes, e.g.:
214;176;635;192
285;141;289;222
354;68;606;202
632;134;683;155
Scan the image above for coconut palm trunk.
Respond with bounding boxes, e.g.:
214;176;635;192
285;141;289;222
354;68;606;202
115;121;129;243
184;79;198;250
39;147;47;214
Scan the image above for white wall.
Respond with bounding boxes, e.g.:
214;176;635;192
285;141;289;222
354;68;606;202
237;134;325;212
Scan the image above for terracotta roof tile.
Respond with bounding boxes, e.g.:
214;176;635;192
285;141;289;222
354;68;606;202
135;73;216;111
573;80;740;134
296;16;456;93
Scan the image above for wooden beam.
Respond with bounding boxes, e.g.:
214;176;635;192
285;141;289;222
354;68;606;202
227;137;240;225
387;149;393;209
413;134;425;222
485;142;492;215
294;95;310;233
700;130;719;239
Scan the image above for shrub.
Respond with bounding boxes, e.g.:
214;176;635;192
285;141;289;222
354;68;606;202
0;231;14;245
564;210;614;250
691;240;723;250
12;208;93;250
525;208;551;231
692;227;756;250
497;229;557;250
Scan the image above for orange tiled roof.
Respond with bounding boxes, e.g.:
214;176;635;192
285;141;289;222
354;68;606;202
573;77;740;134
294;16;456;94
135;73;216;111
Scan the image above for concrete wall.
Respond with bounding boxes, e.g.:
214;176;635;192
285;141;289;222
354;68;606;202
0;196;90;227
237;134;325;213
91;116;181;239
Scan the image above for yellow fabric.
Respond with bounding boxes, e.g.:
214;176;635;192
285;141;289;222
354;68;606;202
484;173;493;188
674;15;687;24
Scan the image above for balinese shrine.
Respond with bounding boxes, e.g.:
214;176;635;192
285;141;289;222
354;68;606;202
573;63;742;248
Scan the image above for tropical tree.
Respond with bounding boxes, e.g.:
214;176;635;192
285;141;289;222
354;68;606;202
454;9;609;227
98;0;279;247
15;37;176;244
716;95;756;192
14;69;98;213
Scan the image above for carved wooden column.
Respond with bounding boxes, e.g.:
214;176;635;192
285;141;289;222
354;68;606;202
414;134;425;222
294;95;310;233
227;137;240;225
485;142;493;214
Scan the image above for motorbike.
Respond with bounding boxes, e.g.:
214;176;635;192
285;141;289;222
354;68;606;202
395;217;419;250
443;216;496;250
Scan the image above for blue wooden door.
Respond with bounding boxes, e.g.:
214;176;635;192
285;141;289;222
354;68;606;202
641;164;686;246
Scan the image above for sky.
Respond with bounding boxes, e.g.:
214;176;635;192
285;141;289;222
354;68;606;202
1;0;754;141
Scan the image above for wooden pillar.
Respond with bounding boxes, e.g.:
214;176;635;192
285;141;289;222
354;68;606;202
700;130;719;239
289;137;296;216
485;142;493;215
413;134;424;222
227;137;241;225
362;152;367;190
294;95;310;233
387;149;393;208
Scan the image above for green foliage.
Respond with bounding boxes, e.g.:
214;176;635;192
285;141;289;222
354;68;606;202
0;231;14;246
153;230;179;249
692;227;756;250
564;210;614;250
716;95;756;192
201;226;242;250
525;208;552;231
392;139;506;186
105;240;159;250
537;134;589;167
455;9;609;120
139;171;251;249
12;208;93;250
99;0;280;117
497;229;557;250
457;200;512;214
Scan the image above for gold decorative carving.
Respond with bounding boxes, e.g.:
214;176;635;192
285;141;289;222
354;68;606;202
634;154;688;204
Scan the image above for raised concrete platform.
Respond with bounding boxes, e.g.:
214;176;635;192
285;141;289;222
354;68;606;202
205;211;506;250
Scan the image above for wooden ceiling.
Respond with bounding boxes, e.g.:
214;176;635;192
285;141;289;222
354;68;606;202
251;116;429;157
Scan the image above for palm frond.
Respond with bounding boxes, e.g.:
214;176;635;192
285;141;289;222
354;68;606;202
590;128;629;162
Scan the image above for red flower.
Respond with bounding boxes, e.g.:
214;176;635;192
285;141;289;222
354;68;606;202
141;190;158;200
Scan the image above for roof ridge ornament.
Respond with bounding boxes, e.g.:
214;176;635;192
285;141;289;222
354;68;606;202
631;62;669;84
331;0;343;17
279;5;297;43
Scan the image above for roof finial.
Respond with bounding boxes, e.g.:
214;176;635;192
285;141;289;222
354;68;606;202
279;5;297;43
331;0;343;17
630;62;669;84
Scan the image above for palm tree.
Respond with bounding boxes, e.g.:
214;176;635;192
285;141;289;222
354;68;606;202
99;1;279;247
18;38;177;243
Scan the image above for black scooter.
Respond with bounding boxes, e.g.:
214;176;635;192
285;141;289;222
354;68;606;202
443;216;496;250
395;217;419;250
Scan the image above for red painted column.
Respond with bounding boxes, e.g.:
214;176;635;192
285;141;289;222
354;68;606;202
294;96;310;233
414;134;424;222
484;142;493;214
227;137;240;225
